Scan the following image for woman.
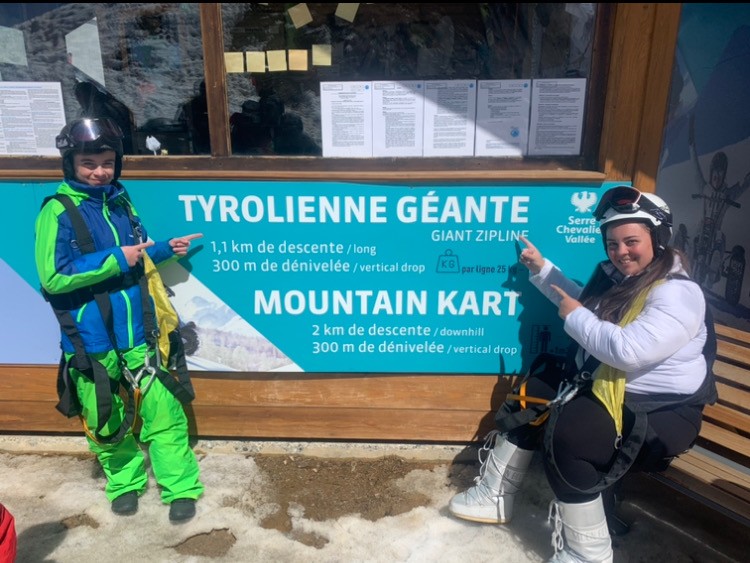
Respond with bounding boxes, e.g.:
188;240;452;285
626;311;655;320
449;186;714;562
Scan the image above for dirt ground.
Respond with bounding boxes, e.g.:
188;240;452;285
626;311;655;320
3;437;746;562
175;454;456;558
156;450;750;561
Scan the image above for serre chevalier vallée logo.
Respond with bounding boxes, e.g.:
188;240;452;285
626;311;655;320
571;191;597;213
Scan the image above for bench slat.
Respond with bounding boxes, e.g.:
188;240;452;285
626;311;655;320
653;471;750;525
654;451;750;525
647;321;750;526
674;449;750;490
716;323;750;346
714;381;750;412
716;340;750;369
697;420;750;462
703;403;750;434
668;454;750;503
713;361;750;391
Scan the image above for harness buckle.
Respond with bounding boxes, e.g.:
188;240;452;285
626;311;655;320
551;380;581;407
134;346;159;395
120;364;137;388
139;364;158;395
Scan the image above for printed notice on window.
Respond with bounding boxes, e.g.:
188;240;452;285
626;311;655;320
528;78;586;156
320;81;373;158
0;82;66;156
475;79;531;157
423;80;477;157
372;81;424;157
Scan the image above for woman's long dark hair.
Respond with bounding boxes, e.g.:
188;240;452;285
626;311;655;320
581;224;691;323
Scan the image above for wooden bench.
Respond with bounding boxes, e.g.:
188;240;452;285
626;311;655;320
648;321;750;527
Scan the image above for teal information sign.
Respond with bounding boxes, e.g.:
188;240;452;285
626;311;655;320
2;180;614;374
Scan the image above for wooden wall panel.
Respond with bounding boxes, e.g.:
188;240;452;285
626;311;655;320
199;3;231;156
600;4;657;181
187;405;497;441
0;366;510;442
632;3;682;191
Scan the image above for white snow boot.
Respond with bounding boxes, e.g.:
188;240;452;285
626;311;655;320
547;495;614;563
449;430;534;524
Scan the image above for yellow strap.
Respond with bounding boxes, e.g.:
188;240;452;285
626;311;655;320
142;253;179;366
591;280;664;435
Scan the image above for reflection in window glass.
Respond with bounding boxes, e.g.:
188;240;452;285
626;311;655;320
0;3;206;155
66;18;105;86
221;3;596;157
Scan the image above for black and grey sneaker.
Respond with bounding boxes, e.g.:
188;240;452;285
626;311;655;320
169;499;196;523
111;491;138;516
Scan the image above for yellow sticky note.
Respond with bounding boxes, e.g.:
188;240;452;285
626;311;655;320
287;4;313;29
288;49;308;71
312;44;332;67
267;50;288;72
224;52;244;73
335;3;359;23
246;51;266;73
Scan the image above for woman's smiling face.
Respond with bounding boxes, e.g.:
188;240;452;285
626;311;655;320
605;221;655;277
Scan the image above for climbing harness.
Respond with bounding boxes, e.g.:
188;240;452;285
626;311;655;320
43;193;194;444
496;279;718;494
542;296;718;494
495;351;600;433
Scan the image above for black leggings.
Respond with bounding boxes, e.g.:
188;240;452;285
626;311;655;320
506;369;703;503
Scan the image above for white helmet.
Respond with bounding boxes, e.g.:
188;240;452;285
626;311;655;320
593;186;673;251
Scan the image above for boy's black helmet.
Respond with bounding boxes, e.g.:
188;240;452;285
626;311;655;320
57;117;124;181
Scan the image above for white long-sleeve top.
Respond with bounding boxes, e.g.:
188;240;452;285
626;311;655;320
529;257;708;395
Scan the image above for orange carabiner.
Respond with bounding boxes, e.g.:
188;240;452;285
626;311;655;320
504;382;551;427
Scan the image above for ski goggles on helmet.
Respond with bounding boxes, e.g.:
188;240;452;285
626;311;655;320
56;118;124;150
593;185;673;226
593;186;644;220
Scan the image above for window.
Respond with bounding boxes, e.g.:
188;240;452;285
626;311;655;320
221;3;599;159
0;3;204;156
0;3;606;169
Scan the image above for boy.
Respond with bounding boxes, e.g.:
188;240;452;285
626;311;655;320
35;117;204;522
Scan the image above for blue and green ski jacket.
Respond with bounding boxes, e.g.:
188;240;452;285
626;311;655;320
35;180;174;354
